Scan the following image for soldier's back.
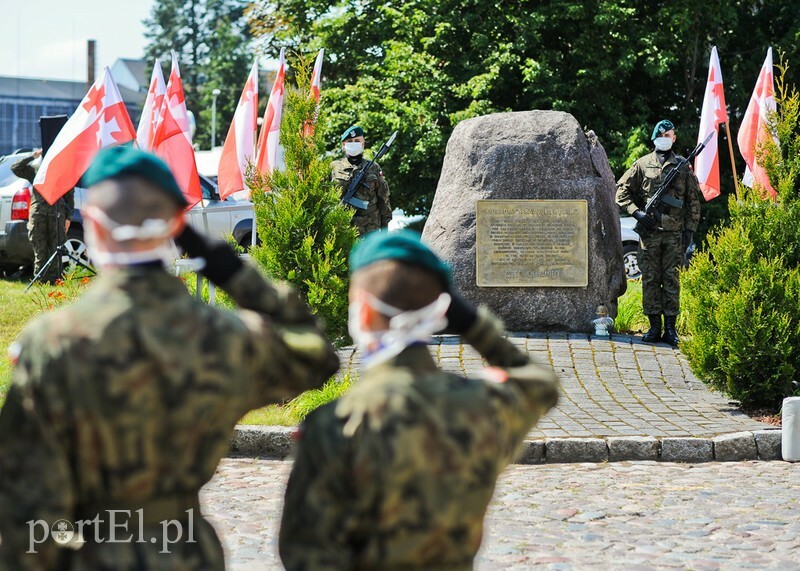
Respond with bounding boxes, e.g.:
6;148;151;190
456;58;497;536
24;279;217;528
291;345;531;570
13;267;269;569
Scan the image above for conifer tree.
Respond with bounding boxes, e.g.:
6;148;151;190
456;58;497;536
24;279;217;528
247;56;357;345
681;57;800;409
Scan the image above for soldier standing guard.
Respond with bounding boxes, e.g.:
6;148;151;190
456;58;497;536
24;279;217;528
616;120;701;347
12;149;74;282
331;125;392;236
0;146;339;570
279;230;560;570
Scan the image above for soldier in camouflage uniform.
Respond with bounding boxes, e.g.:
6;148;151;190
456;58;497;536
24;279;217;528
616;120;701;347
330;125;392;236
279;230;559;570
0;146;339;570
12;149;74;282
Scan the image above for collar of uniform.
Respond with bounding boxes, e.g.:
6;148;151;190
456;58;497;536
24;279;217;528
92;266;189;300
365;343;439;374
654;150;678;167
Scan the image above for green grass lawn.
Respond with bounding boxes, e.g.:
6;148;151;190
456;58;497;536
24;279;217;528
1;275;95;400
614;279;648;334
0;279;32;398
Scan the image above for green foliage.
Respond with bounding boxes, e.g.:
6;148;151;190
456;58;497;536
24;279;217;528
239;374;354;425
247;56;357;345
248;0;800;216
144;0;252;148
181;271;237;309
284;373;353;421
682;63;800;409
614;280;648;334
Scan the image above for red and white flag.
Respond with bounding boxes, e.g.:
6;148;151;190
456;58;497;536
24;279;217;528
695;46;728;201
218;60;259;200
303;48;324;137
152;53;202;208
33;68;136;205
737;47;778;198
136;60;167;151
255;48;286;176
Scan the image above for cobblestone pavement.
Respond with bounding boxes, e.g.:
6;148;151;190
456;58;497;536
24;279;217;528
201;458;800;570
338;333;772;439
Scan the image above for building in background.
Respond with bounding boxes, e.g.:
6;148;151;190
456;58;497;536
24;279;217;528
0;61;145;156
111;58;148;93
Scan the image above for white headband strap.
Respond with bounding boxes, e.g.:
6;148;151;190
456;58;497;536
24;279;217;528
85;205;174;242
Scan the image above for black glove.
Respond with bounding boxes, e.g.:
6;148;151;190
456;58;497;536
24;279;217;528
632;210;658;231
445;292;479;335
175;225;243;286
682;229;694;250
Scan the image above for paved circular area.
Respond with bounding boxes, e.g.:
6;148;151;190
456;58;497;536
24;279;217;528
339;333;772;439
201;458;800;570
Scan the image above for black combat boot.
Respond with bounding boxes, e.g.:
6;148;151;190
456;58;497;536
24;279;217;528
662;315;680;347
642;314;662;343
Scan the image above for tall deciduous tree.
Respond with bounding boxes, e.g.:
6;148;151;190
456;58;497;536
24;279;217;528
248;0;799;216
144;0;252;148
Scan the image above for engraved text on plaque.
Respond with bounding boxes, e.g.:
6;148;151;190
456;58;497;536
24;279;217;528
476;200;588;287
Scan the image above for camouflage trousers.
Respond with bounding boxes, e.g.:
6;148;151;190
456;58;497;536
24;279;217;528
639;231;683;316
27;206;62;282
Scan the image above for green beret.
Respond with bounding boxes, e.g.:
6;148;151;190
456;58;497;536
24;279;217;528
349;229;452;289
83;145;188;207
340;125;365;142
651;119;675;140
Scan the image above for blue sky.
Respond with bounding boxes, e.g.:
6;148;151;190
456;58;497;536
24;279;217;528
0;0;155;81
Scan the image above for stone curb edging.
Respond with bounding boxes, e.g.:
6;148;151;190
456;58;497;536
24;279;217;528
229;426;785;464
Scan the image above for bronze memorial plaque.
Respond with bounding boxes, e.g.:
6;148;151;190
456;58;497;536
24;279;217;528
476;200;588;287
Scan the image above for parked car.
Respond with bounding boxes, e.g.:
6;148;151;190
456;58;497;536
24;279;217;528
620;215;641;280
0;150;254;275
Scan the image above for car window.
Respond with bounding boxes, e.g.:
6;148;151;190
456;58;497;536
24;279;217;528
199;174;220;201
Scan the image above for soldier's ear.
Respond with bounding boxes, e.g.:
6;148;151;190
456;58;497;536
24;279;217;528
351;288;385;330
361;302;382;329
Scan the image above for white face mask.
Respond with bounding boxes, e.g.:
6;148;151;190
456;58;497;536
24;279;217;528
653;137;674;151
84;206;178;268
344;142;364;157
348;292;452;368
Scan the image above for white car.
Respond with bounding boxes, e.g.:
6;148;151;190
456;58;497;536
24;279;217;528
0;150;254;275
620;215;641;280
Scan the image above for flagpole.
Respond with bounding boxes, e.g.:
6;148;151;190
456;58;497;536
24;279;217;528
723;122;739;198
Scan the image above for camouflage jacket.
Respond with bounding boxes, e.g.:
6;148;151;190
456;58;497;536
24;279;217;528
615;151;701;232
279;308;559;571
0;262;339;570
331;157;392;234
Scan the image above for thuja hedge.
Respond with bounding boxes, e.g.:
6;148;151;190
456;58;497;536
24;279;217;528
681;61;800;409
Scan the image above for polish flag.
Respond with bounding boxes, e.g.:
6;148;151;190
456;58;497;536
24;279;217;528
218;60;259;200
33;68;136;205
136;60;167;151
255;48;286;176
694;47;728;201
303;49;324;137
152;53;202;208
737;48;778;198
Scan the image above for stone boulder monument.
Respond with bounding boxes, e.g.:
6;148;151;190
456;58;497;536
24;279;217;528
422;110;626;332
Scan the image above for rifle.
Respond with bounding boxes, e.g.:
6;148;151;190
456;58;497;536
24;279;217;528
341;130;398;210
634;131;713;238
